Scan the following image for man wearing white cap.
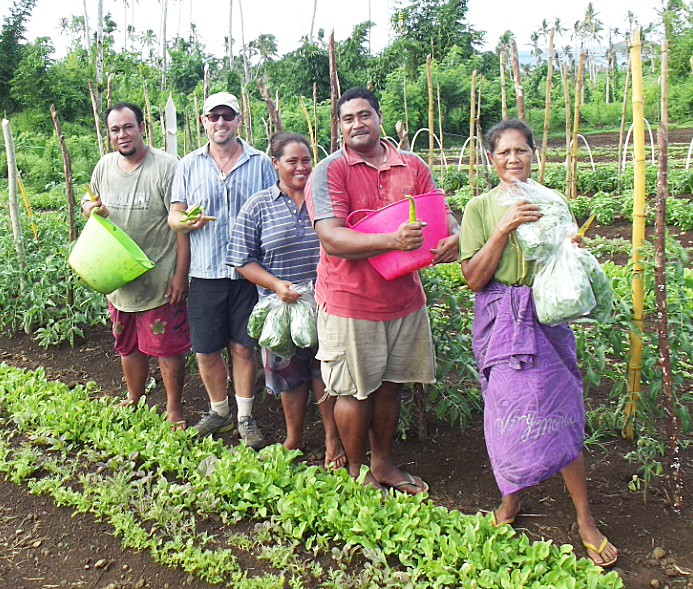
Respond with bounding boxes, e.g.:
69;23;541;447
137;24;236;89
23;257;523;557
169;91;276;448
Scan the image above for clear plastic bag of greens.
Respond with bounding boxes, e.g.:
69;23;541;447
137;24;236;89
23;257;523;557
288;281;318;348
532;236;596;325
259;302;296;358
573;248;614;323
496;178;576;262
247;296;276;339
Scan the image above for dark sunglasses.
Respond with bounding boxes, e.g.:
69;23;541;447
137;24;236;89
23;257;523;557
206;112;236;122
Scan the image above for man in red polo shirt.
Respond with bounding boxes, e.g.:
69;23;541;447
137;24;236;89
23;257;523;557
305;86;459;494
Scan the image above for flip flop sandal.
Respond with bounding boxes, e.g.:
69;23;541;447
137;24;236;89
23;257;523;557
389;471;429;494
490;504;522;527
324;450;347;469
583;536;618;568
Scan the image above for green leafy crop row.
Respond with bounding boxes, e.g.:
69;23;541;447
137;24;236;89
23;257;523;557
0;363;622;588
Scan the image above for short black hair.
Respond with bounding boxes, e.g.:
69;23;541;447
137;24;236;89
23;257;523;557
105;101;145;127
485;119;536;153
337;87;380;118
269;131;311;159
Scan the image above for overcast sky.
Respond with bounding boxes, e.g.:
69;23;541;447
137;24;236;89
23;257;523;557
2;0;662;60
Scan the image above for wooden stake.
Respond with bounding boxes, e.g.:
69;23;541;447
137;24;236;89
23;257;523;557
87;79;105;157
562;61;572;197
105;73;113;153
241;87;253;144
2;118;28;281
329;30;339;152
617;55;632;191
468;70;477;190
571;51;585;199
194;91;201;148
653;36;682;511
426;54;434;170
511;38;525;120
539;27;555;184
257;78;283;134
143;83;156;147
500;50;508;120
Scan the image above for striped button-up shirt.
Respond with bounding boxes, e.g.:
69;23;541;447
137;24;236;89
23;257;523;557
171;139;276;279
227;182;319;298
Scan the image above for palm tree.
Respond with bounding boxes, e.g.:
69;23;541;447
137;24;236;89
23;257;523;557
529;30;542;68
309;0;318;44
140;28;157;62
82;0;91;52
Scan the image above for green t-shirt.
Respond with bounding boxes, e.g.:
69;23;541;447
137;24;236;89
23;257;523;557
90;147;179;312
458;186;535;286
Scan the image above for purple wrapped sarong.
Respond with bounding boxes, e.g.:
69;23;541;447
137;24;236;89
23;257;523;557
473;280;584;496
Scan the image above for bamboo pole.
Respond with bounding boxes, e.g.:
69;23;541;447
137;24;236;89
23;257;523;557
500;50;508;119
313;82;319;156
299;96;318;164
539;27;555;184
143;83;156;147
570;51;585;199
624;28;646;439
329;30;339;153
511;38;525;120
87;79;105;157
468;69;477;190
2;119;28;296
654;37;682;510
562;61;572;197
617;55;632;191
426;53;434;170
17;175;38;239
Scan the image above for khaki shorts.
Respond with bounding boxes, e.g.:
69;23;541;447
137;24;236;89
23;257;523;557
316;305;435;399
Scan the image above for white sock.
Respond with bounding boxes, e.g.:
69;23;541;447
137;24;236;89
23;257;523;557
211;398;229;417
236;395;254;420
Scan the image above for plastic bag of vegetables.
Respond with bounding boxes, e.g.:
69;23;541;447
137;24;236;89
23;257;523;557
247;296;275;339
573;248;614;323
288;282;318;348
258;303;296;358
247;280;318;358
532;237;596;325
496;178;576;262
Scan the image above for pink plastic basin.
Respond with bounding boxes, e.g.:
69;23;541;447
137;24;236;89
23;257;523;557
346;189;448;280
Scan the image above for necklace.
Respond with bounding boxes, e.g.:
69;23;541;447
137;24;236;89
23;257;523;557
214;146;239;181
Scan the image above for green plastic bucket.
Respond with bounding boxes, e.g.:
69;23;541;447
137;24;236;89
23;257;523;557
68;213;155;294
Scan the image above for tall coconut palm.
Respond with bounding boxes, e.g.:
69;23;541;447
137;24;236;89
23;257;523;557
160;0;168;89
309;0;318;44
228;0;233;69
529;30;542;68
82;0;91;52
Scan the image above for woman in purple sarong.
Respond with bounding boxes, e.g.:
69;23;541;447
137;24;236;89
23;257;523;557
458;119;618;568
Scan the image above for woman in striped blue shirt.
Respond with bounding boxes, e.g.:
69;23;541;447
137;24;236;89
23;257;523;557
228;132;346;469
